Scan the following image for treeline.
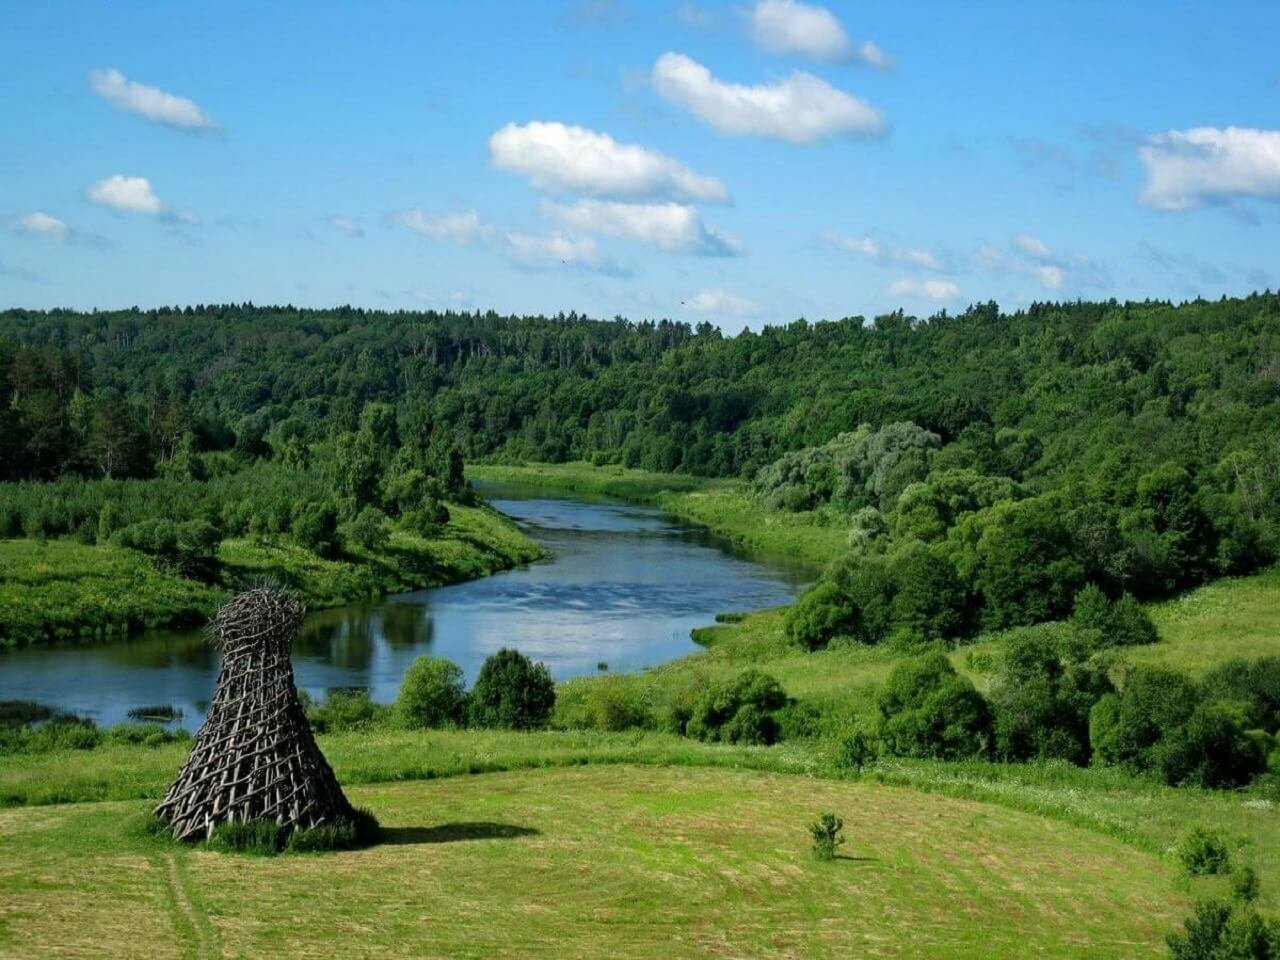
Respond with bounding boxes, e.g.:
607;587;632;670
4;295;1279;489
0;399;469;569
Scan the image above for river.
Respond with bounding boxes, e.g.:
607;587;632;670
0;486;808;729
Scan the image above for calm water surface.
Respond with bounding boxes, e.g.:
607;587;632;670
0;486;808;728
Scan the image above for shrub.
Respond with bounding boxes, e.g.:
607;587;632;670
468;648;556;730
808;812;844;862
887;546;968;644
107;723;191;748
291;501;340;558
1177;827;1232;877
840;727;879;769
784;581;857;650
396;658;468;729
340;506;390;551
1232;866;1261;905
874;652;992;760
1072;585;1158;648
307;688;389;733
1166;898;1280;960
576;676;651;732
1153;702;1265;789
402;500;450;538
990;629;1111;765
1088;667;1199;772
686;669;788;745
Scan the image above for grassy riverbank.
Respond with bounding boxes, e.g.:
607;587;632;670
470;461;847;568
0;504;541;646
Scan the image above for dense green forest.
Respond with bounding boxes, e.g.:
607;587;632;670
3;293;1280;641
3;295;1278;484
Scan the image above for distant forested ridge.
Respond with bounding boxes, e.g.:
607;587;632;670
2;295;1278;488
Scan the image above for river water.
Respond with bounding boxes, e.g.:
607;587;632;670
0;486;808;729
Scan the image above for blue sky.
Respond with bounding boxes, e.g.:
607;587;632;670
2;0;1278;328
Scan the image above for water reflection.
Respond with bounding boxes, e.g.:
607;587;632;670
0;488;807;728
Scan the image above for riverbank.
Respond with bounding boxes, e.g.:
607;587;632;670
0;504;542;646
469;461;847;568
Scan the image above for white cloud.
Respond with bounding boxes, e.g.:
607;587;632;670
329;216;363;238
13;211;70;239
685;288;760;316
87;174;161;214
545;199;740;256
888;278;960;301
748;0;892;69
821;230;943;271
1013;232;1052;258
503;231;602;268
488;121;729;202
86;174;198;224
88;67;219;132
395;209;490;243
1029;264;1065;290
1139;126;1280;211
394;207;621;273
651;53;885;143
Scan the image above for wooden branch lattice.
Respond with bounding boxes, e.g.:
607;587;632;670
155;587;353;841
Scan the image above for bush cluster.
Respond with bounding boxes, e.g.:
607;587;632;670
390;649;556;732
686;670;789;745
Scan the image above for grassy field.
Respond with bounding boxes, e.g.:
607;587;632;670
469;461;848;568
1133;566;1280;673
0;504;541;645
0;764;1193;959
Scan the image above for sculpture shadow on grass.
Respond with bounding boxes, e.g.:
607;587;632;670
379;822;540;846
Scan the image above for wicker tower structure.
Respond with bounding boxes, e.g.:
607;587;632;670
155;587;353;841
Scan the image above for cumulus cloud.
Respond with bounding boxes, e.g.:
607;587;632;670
394;207;622;273
329;216;363;238
12;211;70;239
544;200;740;256
1139;126;1280;211
651;53;885;143
87;174;161;214
488;121;729;202
88;67;219;132
685;288;760;316
821;229;944;271
395;209;490;243
748;0;893;68
85;174;198;224
888;278;960;301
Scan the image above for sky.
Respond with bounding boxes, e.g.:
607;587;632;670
1;0;1278;329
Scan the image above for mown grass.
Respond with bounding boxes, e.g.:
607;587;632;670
0;504;541;646
3;724;1276;909
469;461;848;568
0;765;1191;959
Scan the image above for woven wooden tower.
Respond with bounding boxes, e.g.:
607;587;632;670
155;587;353;841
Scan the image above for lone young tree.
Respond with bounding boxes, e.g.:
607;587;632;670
154;587;355;841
